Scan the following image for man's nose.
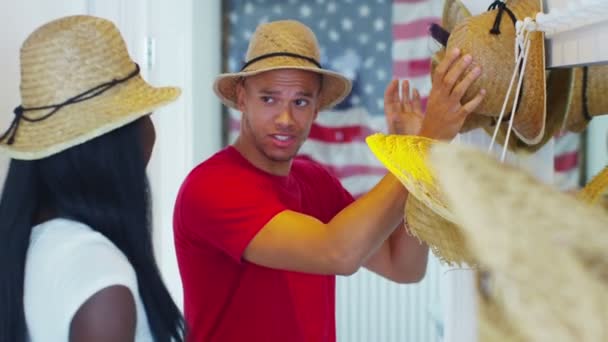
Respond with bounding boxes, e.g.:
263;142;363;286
275;105;294;127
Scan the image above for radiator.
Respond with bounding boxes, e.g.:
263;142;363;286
336;256;443;342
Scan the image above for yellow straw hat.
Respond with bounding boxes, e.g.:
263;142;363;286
404;196;475;266
0;15;181;161
445;0;547;145
430;143;608;342
366;134;477;265
213;20;352;111
578;166;608;205
442;0;471;32
564;66;608;133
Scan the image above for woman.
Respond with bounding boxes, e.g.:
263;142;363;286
0;15;185;341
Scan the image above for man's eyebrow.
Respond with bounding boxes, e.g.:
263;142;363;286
257;89;314;97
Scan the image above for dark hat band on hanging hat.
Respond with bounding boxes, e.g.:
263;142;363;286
240;52;322;71
0;63;140;145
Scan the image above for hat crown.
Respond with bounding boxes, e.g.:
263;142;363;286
244;20;321;68
19;15;135;109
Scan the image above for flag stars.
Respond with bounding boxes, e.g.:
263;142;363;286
359;33;369;45
329;29;340;42
351;95;361;105
300;5;312;17
376;41;387;52
272;5;282;15
377;69;387;81
327;2;337;13
359;5;370;17
244;2;255;15
319;19;327;30
374;18;385;31
342;18;353;31
229;12;238;24
364;84;374;95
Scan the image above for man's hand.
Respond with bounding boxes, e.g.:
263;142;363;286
420;48;486;141
384;79;424;135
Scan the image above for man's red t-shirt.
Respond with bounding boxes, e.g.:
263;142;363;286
174;146;354;341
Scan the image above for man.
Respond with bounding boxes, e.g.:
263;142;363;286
174;20;485;341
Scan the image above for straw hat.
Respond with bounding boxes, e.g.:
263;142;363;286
213;20;352;112
442;0;471;32
578;166;608;205
445;0;547;145
366;133;476;265
404;196;475;266
430;143;608;342
0;15;180;161
564;66;608;133
366;133;454;222
483;68;572;153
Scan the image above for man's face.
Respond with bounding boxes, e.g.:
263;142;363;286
236;69;321;166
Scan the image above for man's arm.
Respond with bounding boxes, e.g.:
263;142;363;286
244;48;484;276
362;48;485;282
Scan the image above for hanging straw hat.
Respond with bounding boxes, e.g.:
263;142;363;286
442;0;471;32
213;20;352;112
564;66;608;133
366;133;477;266
0;15;181;161
443;0;547;145
483;68;572;153
430;143;608;342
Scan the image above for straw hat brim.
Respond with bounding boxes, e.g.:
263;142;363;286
0;76;180;160
430;143;608;341
366;133;454;221
214;64;352;112
442;0;471;32
405;195;475;266
482;68;572;152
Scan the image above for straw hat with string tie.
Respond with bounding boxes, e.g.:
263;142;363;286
0;15;181;160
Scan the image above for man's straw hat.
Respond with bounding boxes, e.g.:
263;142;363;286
0;15;181;160
431;143;608;341
444;0;547;145
213;20;352;111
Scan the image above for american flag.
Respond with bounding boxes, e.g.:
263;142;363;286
226;0;441;198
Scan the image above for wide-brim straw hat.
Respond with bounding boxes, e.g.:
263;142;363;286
483;68;572;153
0;15;180;161
430;143;608;342
564;66;608;133
445;0;547;145
366;133;455;221
442;0;471;32
213;20;352;112
405;195;475;266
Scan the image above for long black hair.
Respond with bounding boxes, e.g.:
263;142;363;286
0;118;185;341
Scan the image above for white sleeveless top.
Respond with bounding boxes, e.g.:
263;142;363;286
23;218;153;341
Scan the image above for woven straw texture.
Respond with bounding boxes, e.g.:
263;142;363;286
483;68;572;152
213;20;351;111
565;66;608;133
405;195;474;266
0;15;180;160
578;166;608;205
366;133;454;222
431;143;608;342
447;0;546;145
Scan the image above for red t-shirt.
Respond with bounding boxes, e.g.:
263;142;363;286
174;146;354;342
